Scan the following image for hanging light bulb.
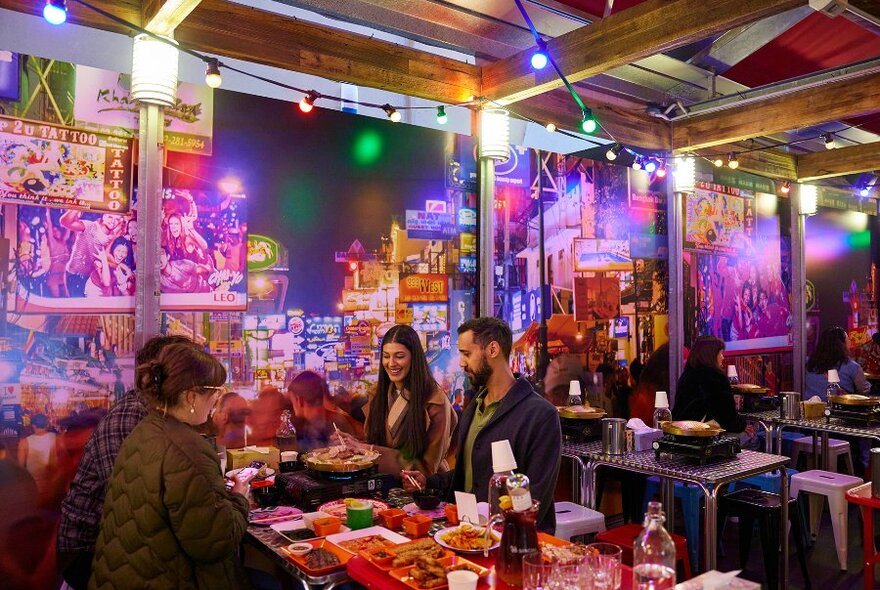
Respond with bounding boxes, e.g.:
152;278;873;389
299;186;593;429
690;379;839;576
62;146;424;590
531;49;549;70
382;104;402;122
713;157;724;168
436;106;448;125
299;92;317;113
644;159;658;174
727;153;739;169
43;0;67;25
204;59;222;89
545;122;557;133
655;163;667;178
823;133;836;150
580;109;598;134
860;186;871;198
780;181;791;194
632;156;643;170
606;144;623;161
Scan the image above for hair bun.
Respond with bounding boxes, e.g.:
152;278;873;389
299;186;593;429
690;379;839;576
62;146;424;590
149;363;165;387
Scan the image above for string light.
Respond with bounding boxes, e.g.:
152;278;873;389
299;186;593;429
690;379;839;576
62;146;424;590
632;156;643;170
644;159;658;174
299;91;317;113
43;0;67;25
713;157;724;168
860;186;871;198
436;106;448;125
727;153;739;169
382;104;401;122
655;163;667;178
780;181;791;194
530;45;549;70
606;144;623;161
824;133;836;150
580;109;598;134
545;122;557;133
204;59;222;89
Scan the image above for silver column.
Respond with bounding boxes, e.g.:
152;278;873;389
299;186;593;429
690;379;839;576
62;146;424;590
790;187;807;392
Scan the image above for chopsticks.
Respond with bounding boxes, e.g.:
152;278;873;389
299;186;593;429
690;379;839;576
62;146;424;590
333;423;346;449
404;473;423;491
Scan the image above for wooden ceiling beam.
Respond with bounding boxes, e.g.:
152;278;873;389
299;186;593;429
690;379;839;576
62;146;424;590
481;0;804;105
694;144;798;180
797;141;880;181
143;0;202;36
849;0;880;23
672;71;880;151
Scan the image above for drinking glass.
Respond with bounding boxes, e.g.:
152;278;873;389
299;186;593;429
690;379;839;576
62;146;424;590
522;552;553;590
548;560;583;590
582;543;622;590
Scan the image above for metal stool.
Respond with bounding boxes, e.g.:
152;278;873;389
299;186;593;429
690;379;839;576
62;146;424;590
791;436;854;474
719;488;810;590
553;501;606;541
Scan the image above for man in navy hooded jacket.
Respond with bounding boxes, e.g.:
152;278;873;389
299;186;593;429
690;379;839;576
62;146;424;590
403;317;562;533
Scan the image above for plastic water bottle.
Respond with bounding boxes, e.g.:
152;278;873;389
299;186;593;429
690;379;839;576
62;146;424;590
488;440;518;518
652;391;672;430
633;501;676;590
505;472;532;512
727;365;739;385
826;369;842;400
566;380;583;406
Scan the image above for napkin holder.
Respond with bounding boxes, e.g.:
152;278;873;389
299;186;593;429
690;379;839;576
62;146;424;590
634;428;663;451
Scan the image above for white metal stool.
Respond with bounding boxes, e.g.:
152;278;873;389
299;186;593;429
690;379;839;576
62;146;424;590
554;501;606;541
789;470;862;571
790;436;854;474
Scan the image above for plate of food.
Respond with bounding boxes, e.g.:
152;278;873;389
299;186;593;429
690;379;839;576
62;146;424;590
385;538;450;571
390;554;490;589
434;524;500;554
402;502;448;520
317;498;390;520
282;539;352;576
226;466;275;479
325;526;409;557
301;445;381;473
248;506;302;525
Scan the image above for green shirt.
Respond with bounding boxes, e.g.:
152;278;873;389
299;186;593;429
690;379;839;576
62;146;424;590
462;388;501;493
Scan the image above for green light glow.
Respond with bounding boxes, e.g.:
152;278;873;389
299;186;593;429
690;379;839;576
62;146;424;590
353;129;383;166
847;230;871;250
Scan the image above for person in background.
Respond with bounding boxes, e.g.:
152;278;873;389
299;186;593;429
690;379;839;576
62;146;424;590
89;344;252;589
402;317;561;533
57;335;196;590
17;413;57;505
212;391;250;450
336;324;457;476
805;326;871;401
672;336;752;434
628;344;670;427
542;353;585;407
288;370;362;452
249;386;293;447
853;331;880;377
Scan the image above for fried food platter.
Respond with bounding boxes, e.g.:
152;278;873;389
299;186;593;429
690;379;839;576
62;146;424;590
301;445;380;472
658;420;725;438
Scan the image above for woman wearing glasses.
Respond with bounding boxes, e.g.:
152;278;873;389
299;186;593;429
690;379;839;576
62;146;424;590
805;326;871;401
90;343;253;589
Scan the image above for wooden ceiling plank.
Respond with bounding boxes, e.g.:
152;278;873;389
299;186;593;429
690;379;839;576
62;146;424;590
849;0;880;22
482;0;804;105
797;141;880;181
696;144;798;180
143;0;202;36
673;72;880;151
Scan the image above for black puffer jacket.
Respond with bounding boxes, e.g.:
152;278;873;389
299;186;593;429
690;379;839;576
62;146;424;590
672;365;746;433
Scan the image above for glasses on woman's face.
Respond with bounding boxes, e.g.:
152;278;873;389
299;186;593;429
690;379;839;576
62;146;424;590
197;385;225;405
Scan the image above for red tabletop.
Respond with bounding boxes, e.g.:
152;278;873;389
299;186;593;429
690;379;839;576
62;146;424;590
347;553;634;590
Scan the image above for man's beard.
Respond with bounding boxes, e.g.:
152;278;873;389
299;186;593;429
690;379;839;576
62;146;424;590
467;356;493;389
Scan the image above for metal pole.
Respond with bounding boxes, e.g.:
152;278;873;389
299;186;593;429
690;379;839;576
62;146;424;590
134;103;164;349
668;177;685;404
478;156;496;317
791;188;806;392
536;149;549;381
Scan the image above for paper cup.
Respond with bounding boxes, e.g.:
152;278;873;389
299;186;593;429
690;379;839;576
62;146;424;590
654;391;669;409
568;380;582;398
447;570;478;590
827;369;841;383
346;501;373;530
727;365;738;378
491;439;517;473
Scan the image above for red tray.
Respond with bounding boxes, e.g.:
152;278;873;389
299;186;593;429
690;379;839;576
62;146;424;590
282;538;352;576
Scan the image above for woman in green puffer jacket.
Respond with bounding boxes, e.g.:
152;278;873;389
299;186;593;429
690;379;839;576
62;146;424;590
90;343;253;589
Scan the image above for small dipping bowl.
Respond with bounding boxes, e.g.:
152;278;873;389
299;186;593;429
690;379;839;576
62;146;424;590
286;543;313;556
412;488;442;510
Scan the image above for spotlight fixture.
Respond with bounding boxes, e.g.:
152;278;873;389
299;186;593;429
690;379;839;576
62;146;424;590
713;157;724;168
606;144;623;161
780;181;791;194
644;159;658;174
823;133;836;150
727;153;739;170
436;106;448;125
655;164;667;178
298;91;317;113
580;109;598;134
530;48;549;70
204;59;222;89
382;104;401;122
43;0;67;25
545;122;557;133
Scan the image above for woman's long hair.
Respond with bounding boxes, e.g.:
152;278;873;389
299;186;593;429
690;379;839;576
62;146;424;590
365;325;437;460
686;336;725;371
136;342;226;409
806;327;848;373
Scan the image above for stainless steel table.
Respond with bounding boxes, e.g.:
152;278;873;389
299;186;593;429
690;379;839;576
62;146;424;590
741;410;780;453
246;525;350;590
563;441;791;588
773;416;880;471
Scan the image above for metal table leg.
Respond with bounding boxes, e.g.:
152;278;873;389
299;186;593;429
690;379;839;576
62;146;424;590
780;465;789;590
586;461;598;510
661;477;674;525
821;431;831;471
701;484;718;571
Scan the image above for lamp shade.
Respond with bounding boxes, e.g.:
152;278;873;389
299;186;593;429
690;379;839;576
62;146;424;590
673;156;695;193
799;183;818;216
131;34;179;107
479;108;510;162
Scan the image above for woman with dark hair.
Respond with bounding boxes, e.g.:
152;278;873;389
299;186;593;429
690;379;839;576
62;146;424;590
671;336;748;433
336;324;457;476
90;343;252;589
805;326;870;400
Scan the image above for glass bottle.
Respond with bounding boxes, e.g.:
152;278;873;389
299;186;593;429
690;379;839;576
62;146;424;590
652;391;672;430
567;380;583;407
488;467;516;518
727;365;739;385
275;409;298;452
633;501;676;590
505;473;533;512
490;500;539;587
826;369;842;400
